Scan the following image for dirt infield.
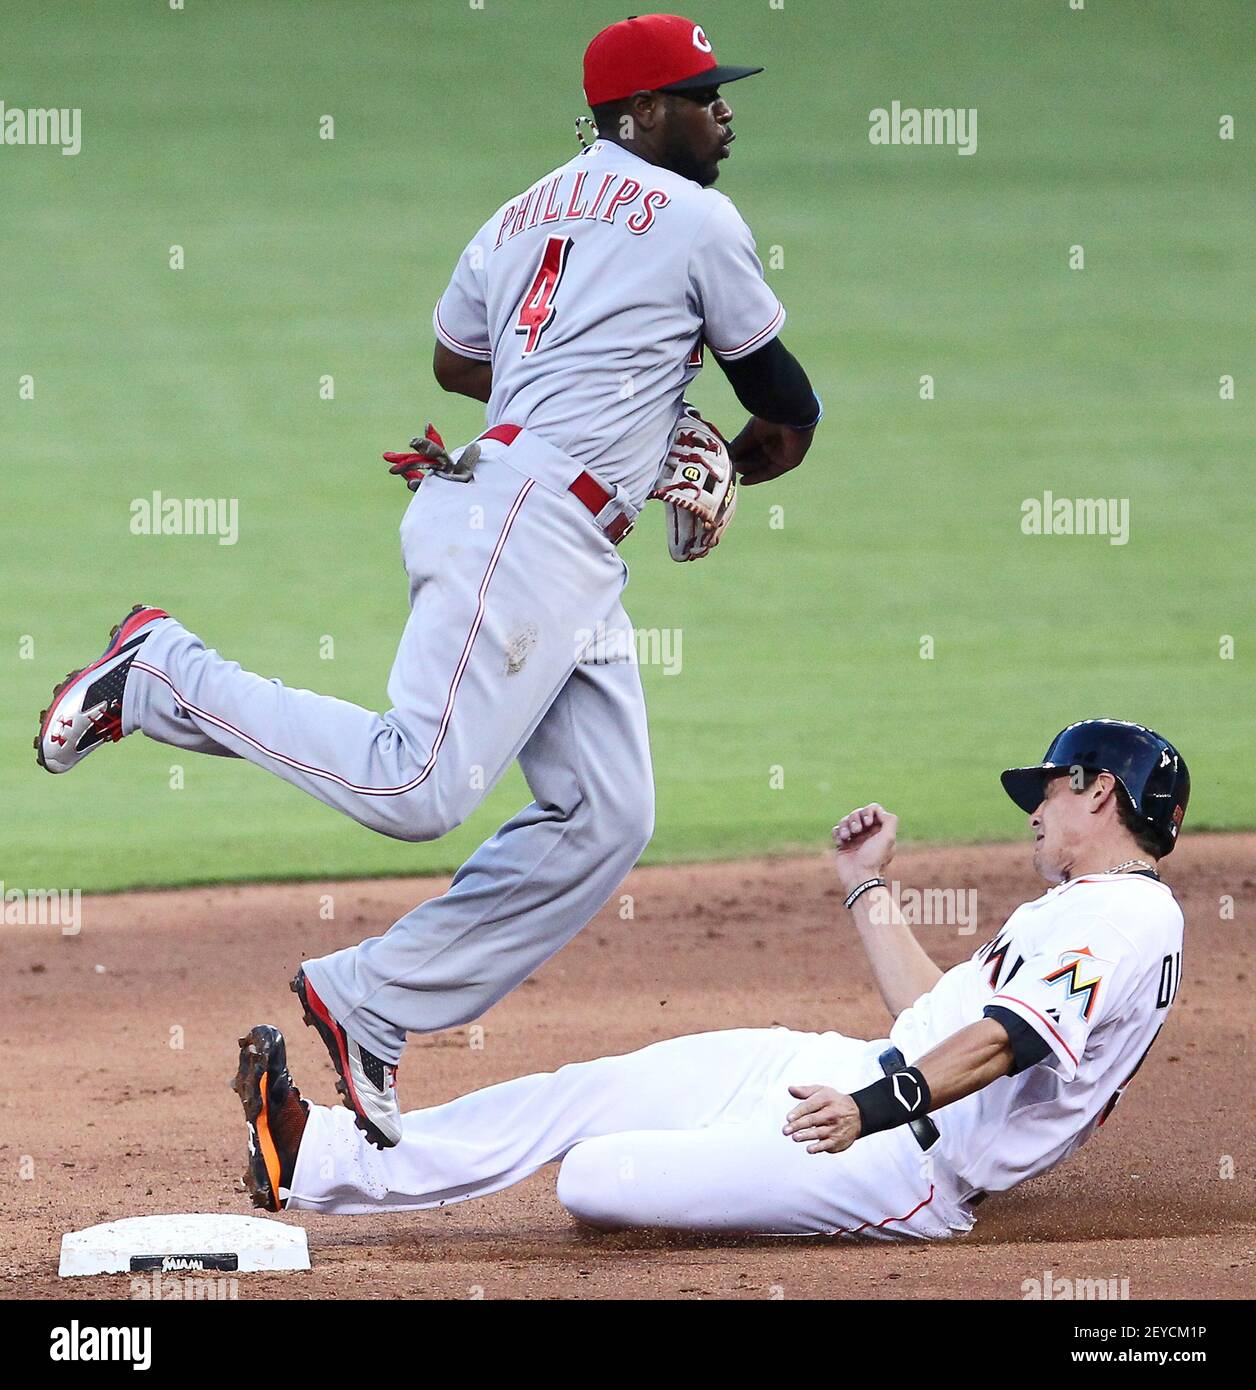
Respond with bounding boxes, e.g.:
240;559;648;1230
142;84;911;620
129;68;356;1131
2;834;1252;1300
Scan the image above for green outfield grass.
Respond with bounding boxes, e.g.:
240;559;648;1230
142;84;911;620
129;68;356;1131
2;0;1252;891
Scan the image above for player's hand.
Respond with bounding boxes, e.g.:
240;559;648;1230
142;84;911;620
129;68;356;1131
728;416;814;486
383;423;452;492
831;803;898;893
383;422;481;491
783;1085;861;1154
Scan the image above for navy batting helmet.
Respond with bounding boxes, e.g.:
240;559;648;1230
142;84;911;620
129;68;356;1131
1001;719;1190;857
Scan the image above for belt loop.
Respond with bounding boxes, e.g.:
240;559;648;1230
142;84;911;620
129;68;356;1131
588;482;639;544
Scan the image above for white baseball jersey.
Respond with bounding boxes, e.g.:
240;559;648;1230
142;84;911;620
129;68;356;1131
433;138;784;504
890;872;1185;1194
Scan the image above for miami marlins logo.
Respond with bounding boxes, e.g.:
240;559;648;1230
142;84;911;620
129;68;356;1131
977;932;1024;990
1041;947;1107;1021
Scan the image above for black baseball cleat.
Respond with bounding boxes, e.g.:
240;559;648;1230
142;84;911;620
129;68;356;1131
291;967;401;1149
35;604;169;773
231;1025;309;1212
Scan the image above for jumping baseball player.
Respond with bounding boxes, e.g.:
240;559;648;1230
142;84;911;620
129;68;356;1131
34;15;820;1149
232;719;1189;1238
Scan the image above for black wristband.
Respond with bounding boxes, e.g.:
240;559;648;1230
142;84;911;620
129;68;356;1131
843;876;886;910
851;1067;933;1137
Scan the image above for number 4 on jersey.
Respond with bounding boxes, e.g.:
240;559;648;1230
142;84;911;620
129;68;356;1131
515;235;573;355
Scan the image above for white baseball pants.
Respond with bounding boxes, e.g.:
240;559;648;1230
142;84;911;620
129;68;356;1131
123;434;653;1061
285;1027;977;1239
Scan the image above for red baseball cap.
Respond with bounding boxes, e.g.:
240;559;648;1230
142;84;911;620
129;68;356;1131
583;14;764;106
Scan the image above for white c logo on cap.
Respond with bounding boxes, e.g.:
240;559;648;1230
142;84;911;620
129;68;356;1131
692;25;713;53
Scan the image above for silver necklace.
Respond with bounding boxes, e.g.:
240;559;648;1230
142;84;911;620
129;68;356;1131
1105;859;1157;876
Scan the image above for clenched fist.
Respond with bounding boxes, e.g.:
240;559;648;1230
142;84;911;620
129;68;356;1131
831;802;898;894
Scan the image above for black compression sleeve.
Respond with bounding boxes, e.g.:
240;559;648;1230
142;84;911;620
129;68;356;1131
715;336;820;428
983;1005;1053;1075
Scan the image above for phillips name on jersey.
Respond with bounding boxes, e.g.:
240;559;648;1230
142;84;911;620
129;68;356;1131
433;139;785;504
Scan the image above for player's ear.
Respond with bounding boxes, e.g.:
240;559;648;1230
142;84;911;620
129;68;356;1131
1090;771;1119;814
630;89;663;133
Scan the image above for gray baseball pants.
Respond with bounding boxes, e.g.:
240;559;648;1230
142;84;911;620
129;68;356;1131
123;433;653;1062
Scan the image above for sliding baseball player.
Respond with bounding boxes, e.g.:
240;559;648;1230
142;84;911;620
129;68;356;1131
36;14;821;1148
234;720;1189;1237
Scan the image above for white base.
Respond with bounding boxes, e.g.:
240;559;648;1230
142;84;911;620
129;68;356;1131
59;1213;310;1277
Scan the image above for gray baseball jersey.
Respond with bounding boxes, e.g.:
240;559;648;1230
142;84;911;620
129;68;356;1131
434;137;784;504
117;139;787;1079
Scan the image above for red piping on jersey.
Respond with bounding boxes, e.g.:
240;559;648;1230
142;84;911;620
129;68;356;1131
711;302;784;359
989;993;1080;1066
434;299;493;361
128;478;535;797
834;1184;937;1238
